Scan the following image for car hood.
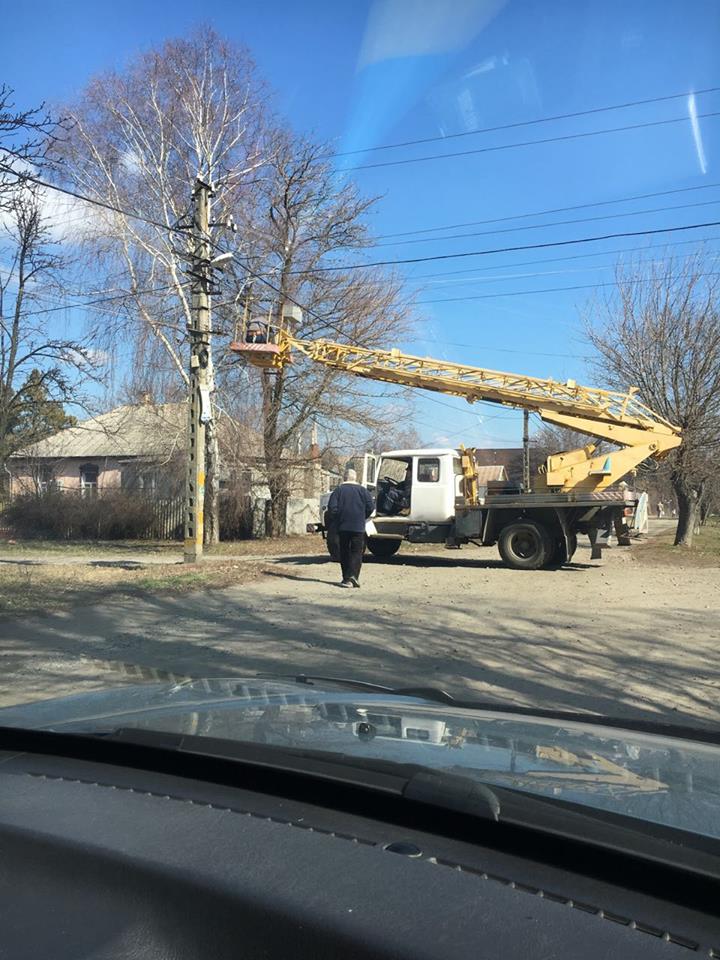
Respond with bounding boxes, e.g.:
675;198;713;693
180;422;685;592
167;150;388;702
2;677;720;840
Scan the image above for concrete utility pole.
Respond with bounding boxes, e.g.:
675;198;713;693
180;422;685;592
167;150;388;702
522;409;531;493
184;178;213;563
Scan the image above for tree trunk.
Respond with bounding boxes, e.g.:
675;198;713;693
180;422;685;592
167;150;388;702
261;366;289;538
672;478;699;547
204;421;220;545
264;472;288;538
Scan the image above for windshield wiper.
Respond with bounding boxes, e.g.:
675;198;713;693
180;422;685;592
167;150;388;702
278;674;720;745
289;674;458;705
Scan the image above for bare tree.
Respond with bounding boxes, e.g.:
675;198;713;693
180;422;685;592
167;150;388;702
0;183;91;480
55;27;270;542
586;253;720;546
360;422;424;455
225;136;413;536
0;85;59;205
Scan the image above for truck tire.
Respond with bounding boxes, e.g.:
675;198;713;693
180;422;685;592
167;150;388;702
367;537;401;559
498;520;553;570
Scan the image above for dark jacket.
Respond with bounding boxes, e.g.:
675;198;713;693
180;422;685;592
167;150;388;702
327;482;375;533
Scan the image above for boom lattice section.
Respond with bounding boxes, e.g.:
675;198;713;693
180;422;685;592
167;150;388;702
230;334;682;492
284;337;675;431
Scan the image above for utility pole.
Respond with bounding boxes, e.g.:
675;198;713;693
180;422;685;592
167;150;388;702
522;409;531;493
184;178;213;563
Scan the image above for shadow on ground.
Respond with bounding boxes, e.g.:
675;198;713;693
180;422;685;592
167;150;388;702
1;549;719;730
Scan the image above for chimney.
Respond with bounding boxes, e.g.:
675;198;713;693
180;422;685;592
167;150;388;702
309;421;320;459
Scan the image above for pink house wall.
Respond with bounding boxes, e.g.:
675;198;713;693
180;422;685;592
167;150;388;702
10;458;124;496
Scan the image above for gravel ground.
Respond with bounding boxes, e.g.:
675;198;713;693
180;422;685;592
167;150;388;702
0;526;718;728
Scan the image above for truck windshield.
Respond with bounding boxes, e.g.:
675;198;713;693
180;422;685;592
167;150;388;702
379;458;410;482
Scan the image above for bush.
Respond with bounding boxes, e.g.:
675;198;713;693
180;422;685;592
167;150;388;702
3;490;160;540
219;488;253;540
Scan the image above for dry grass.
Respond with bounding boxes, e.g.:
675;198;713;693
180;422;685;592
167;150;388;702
0;558;270;619
0;534;323;559
0;538;177;555
0;533;325;618
634;519;720;567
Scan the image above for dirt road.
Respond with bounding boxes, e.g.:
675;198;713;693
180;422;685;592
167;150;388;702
1;530;718;727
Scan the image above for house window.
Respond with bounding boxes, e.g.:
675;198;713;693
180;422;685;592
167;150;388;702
138;470;157;494
417;458;440;483
38;466;55;494
121;465;159;494
80;463;99;497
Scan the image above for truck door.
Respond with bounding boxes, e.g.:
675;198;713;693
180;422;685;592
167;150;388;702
410;455;454;521
361;453;378;489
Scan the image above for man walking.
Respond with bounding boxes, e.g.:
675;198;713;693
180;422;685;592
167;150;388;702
326;468;374;588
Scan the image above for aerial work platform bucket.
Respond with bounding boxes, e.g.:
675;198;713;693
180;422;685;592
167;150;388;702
229;301;301;368
229;339;285;368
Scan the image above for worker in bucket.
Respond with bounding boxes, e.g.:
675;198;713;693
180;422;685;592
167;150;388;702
326;467;375;589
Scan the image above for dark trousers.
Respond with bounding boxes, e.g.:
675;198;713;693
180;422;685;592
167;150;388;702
339;531;365;581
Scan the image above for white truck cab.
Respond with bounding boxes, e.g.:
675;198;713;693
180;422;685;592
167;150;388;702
365;448;461;530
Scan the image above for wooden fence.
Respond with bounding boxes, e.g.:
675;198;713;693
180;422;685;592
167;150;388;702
148;496;184;541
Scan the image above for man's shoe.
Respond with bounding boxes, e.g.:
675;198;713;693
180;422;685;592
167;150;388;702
339;580;352;588
350;576;361;588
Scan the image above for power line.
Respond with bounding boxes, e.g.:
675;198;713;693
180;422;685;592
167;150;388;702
415;271;720;305
409;337;590;360
1;166;189;239
372;198;720;249
420;252;719;289
26;281;187;317
288;219;720;274
339;111;720;173
334;85;720;157
404;234;720;282
417;390;528;432
290;235;720;289
374;182;720;241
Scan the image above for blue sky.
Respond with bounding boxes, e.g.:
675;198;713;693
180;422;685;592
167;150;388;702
2;0;719;446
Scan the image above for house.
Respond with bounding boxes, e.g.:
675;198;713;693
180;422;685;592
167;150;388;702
8;401;340;537
9;402;187;498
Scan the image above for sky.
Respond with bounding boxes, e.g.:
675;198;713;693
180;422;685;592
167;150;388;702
2;0;720;447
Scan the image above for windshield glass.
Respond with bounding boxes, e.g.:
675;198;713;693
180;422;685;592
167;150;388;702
4;679;720;842
0;0;718;847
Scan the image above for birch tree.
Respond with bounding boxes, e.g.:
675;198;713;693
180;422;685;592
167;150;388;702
56;28;270;542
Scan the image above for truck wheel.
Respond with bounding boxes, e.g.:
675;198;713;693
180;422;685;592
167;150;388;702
498;521;553;570
367;537;401;559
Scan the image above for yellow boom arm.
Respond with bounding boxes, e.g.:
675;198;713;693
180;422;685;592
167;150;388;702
231;334;681;493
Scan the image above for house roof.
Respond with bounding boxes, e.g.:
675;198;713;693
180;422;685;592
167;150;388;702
13;403;188;461
12;401;274;465
473;448;525;482
475;464;507;483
